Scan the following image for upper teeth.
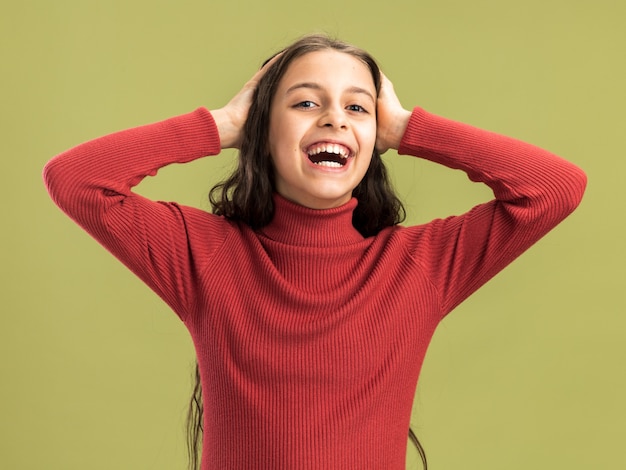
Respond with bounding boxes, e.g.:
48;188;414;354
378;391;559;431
307;143;350;158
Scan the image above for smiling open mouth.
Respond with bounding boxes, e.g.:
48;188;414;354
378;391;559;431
306;143;351;168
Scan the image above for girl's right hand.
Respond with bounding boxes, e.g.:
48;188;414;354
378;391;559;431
211;54;280;149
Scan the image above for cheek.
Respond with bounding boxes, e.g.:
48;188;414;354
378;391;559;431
269;140;298;171
358;121;378;153
268;115;300;154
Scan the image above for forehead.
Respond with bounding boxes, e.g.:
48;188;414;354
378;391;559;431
277;50;376;94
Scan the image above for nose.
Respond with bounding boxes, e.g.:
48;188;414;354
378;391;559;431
318;105;348;130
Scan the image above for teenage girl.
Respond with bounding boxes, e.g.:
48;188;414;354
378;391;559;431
43;34;586;470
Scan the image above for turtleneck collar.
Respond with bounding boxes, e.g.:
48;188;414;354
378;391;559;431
259;194;365;247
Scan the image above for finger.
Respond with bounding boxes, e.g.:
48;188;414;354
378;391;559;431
378;72;395;97
248;51;284;86
380;71;389;85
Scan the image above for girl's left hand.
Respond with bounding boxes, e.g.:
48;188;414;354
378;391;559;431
376;73;412;154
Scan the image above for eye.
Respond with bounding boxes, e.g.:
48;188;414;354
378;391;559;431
347;104;367;113
294;100;317;109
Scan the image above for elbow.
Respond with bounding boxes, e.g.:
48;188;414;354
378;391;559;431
538;162;588;226
512;162;587;229
560;163;587;215
42;153;82;214
42;156;64;207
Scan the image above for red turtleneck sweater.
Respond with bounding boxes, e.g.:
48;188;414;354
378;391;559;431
43;107;586;469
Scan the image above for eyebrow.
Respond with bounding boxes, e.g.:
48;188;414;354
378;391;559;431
285;82;376;102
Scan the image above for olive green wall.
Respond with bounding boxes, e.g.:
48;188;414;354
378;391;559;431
1;1;623;468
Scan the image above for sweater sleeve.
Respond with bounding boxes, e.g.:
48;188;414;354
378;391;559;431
43;108;224;321
398;107;587;316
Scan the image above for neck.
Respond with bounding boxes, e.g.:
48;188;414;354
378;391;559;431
259;194;364;247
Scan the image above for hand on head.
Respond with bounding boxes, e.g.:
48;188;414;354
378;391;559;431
211;54;282;149
375;73;411;154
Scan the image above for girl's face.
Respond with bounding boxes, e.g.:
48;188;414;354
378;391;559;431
268;50;377;209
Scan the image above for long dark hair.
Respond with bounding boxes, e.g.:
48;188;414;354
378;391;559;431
189;34;426;469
